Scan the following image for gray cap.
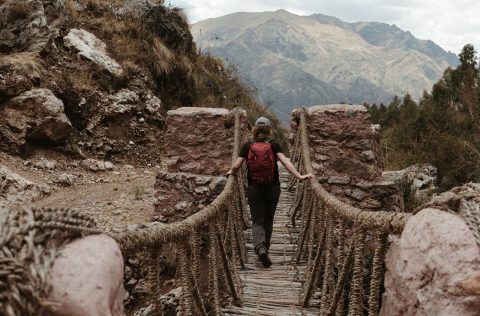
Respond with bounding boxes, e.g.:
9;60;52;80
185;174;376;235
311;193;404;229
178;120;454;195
255;116;271;127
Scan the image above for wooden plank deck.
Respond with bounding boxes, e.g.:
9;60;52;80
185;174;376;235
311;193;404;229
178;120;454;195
224;168;320;315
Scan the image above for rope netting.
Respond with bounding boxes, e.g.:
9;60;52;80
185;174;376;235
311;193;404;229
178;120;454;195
111;108;248;315
289;108;413;316
0;109;247;315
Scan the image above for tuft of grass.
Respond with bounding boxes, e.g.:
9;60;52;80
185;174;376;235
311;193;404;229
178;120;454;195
8;2;30;22
152;36;174;76
0;52;45;80
65;0;78;18
133;186;146;200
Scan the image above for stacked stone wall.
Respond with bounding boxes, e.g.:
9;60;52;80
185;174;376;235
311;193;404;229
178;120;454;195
155;107;248;222
163;107;249;176
291;104;403;212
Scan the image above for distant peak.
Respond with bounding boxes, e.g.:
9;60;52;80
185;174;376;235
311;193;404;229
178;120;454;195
273;9;295;16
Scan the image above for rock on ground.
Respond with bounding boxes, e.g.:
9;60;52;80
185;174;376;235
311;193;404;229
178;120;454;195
64;28;123;77
0;88;72;149
380;208;480;316
0;164;47;207
80;158;114;172
49;234;124;316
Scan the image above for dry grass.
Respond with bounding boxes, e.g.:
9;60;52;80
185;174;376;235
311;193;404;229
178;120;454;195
55;0;287;142
133;186;146;200
0;52;45;79
65;0;78;18
60;66;96;92
152;36;174;76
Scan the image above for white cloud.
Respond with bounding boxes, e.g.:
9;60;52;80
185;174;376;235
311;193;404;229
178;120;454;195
171;0;480;54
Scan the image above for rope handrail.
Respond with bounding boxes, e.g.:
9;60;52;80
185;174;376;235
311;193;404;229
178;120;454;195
298;107;411;234
0;108;247;316
292;107;414;315
111;107;247;314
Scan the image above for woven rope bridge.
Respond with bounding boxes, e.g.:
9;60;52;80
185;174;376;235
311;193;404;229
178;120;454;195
2;107;480;315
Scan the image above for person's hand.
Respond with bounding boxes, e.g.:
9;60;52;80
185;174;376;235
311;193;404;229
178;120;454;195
226;169;234;177
298;173;314;181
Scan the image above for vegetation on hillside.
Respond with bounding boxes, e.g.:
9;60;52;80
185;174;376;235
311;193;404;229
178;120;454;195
67;0;287;147
366;44;480;189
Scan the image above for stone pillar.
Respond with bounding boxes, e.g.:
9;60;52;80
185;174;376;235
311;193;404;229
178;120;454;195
155;107;248;222
163;107;248;175
291;104;403;212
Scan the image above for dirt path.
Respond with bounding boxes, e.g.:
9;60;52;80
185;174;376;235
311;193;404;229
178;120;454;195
1;152;160;232
35;170;158;231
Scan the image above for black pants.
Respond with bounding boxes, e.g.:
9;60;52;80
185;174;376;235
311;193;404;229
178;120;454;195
247;184;281;252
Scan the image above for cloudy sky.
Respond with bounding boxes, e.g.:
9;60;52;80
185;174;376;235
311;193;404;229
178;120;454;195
170;0;480;54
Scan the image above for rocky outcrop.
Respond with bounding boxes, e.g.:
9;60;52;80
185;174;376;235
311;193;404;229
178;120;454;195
0;164;48;207
0;0;54;53
384;163;437;210
106;89;140;115
114;0;156;19
145;5;195;53
0;88;72;151
381;208;480;316
63;28;124;77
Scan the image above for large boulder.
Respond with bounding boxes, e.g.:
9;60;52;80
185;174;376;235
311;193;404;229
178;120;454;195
49;234;124;316
114;0;157;18
0;88;73;150
63;28;124;77
381;208;480;316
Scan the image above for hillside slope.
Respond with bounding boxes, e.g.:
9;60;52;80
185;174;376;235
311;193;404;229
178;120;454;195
0;0;284;162
192;10;459;121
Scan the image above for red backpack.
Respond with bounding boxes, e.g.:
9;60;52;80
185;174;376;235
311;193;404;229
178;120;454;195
247;141;275;185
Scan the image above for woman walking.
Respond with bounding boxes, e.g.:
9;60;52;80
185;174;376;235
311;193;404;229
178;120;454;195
227;117;313;267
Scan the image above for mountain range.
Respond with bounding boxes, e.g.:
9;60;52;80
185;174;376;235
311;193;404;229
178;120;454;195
192;10;459;122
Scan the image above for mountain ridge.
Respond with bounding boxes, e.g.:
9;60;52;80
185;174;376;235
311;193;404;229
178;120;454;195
192;10;459;121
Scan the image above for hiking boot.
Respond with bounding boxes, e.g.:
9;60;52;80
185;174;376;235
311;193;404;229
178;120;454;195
257;246;272;268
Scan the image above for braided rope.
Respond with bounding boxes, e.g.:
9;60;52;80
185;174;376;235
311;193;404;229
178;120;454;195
292;107;415;315
335;220;347;316
178;242;194;316
460;198;480;249
368;233;388;315
347;229;366;316
0;108;247;315
147;246;164;315
297;108;411;233
0;206;100;316
320;209;335;314
209;223;222;315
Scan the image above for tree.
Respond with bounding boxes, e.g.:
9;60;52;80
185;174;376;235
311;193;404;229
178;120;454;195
367;44;480;189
